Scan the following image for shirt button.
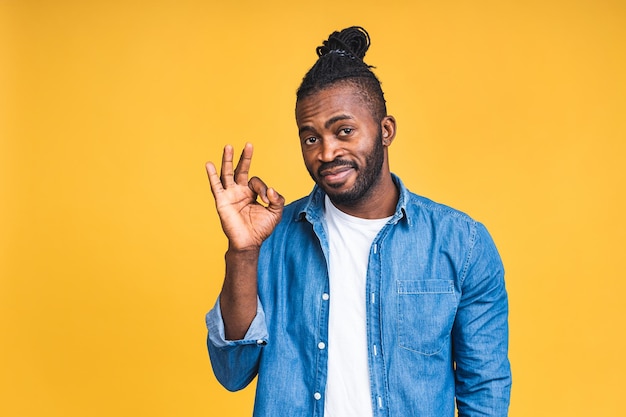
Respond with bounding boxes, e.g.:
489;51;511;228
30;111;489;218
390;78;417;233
318;342;326;350
314;392;322;400
322;293;330;300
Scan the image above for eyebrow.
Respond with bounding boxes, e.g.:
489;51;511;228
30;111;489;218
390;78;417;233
325;114;354;129
298;114;354;136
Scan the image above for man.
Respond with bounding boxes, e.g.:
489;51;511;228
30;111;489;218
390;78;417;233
205;26;511;417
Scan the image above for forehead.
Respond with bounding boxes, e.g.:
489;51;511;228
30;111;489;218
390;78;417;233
295;82;375;126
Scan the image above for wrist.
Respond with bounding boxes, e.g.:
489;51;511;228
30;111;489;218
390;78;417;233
225;245;260;260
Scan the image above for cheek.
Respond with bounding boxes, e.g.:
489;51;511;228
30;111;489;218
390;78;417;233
301;151;317;170
356;138;379;158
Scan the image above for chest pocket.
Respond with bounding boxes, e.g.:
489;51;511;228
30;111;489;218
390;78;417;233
397;280;457;355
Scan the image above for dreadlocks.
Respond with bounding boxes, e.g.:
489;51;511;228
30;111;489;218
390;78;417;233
296;26;387;122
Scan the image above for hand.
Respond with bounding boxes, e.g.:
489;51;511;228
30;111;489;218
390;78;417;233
206;143;285;251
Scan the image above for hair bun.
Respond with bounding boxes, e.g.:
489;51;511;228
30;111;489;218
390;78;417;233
316;26;370;60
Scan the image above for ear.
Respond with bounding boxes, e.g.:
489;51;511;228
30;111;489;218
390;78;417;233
381;115;397;147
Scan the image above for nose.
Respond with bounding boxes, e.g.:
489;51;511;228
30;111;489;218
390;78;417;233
319;137;342;162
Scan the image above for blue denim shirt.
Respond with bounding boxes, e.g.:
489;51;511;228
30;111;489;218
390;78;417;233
206;175;511;417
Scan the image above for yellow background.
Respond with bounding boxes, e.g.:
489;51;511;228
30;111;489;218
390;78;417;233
2;1;625;416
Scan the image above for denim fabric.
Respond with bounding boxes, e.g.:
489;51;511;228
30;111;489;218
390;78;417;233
206;175;511;417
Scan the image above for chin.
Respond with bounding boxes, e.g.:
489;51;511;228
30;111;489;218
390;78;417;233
325;187;366;206
322;180;351;195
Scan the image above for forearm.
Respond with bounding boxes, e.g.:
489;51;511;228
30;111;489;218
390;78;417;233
220;247;260;340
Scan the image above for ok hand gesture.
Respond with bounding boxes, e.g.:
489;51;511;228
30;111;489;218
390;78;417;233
205;143;285;252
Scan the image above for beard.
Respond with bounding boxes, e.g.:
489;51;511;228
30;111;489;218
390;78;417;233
307;128;385;207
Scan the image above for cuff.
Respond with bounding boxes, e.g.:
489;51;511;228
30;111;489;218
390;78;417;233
205;296;269;348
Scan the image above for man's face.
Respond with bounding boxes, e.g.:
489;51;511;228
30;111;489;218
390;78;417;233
295;83;387;207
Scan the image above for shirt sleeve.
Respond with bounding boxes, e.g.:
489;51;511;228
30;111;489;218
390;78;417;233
452;222;512;417
205;296;269;391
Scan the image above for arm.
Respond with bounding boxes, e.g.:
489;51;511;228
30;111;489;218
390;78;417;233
206;143;284;339
205;143;284;389
453;223;512;417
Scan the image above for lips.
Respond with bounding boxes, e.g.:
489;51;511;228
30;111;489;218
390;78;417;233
319;161;356;185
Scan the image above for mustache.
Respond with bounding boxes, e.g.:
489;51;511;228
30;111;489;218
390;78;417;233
318;159;357;176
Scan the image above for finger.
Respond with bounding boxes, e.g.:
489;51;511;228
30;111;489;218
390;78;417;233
205;161;225;197
219;145;235;187
248;176;269;204
233;143;254;186
266;187;285;215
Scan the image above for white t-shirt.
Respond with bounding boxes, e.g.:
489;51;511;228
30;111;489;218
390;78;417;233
323;196;391;417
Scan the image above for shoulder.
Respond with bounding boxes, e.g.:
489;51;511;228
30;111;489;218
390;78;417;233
401;191;502;282
406;192;475;222
393;173;477;229
402;190;480;236
398;183;496;256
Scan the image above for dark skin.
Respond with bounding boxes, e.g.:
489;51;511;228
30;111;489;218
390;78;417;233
296;82;398;218
206;82;398;339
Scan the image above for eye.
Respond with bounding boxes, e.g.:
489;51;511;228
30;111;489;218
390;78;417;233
338;128;354;136
303;136;318;145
